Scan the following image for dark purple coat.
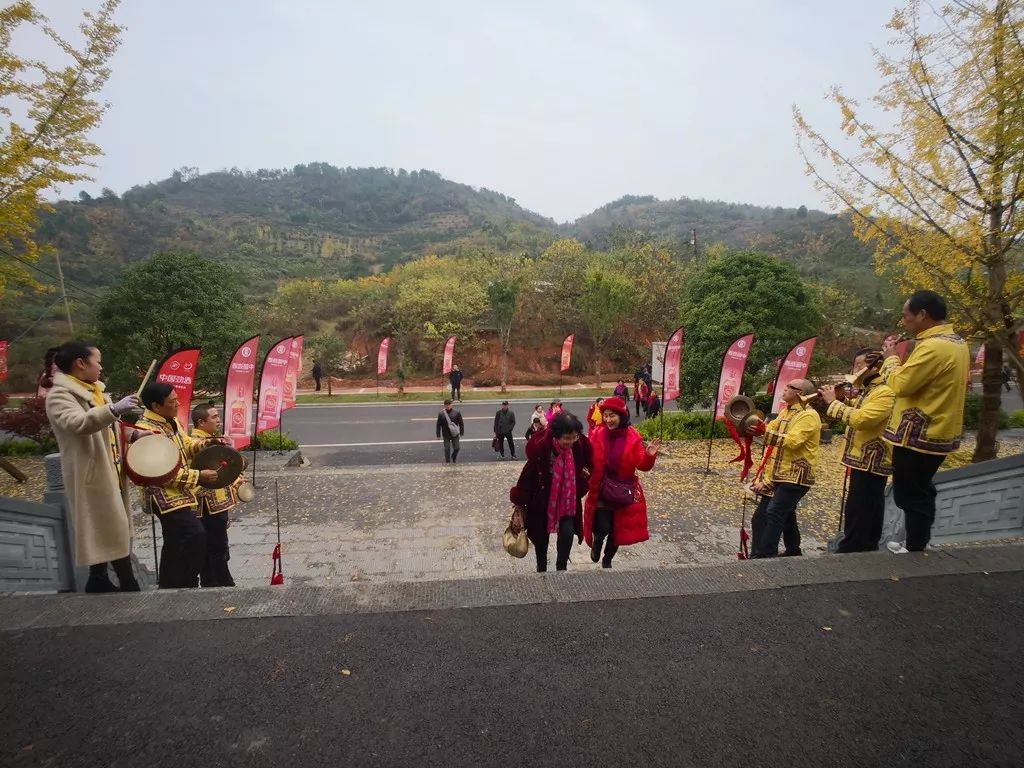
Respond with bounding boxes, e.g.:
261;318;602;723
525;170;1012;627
509;429;593;545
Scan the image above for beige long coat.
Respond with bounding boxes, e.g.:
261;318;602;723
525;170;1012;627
45;372;133;566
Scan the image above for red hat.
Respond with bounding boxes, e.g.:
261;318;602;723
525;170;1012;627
601;397;629;418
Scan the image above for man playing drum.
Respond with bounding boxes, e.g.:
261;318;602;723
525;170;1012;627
190;402;243;588
135;382;219;589
44;341;141;592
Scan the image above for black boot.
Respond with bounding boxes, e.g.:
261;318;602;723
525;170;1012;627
590;536;604;563
111;556;140;592
85;563;119;593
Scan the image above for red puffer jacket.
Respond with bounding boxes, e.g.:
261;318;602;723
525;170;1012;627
584;424;656;547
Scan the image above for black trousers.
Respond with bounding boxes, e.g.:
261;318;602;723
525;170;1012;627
891;447;946;551
836;470;888;553
314;375;321;391
592;505;620;565
751;483;807;558
497;432;516;457
157;507;206;589
451;384;461;400
200;511;235;588
442;434;460;463
535;515;575;572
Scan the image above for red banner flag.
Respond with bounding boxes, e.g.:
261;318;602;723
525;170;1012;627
770;337;817;414
155;347;202;427
377;337;391;376
223;335;260;450
283;335;304;411
560;334;575;373
0;339;8;383
663;327;685;404
442;335;457;375
973;345;985;370
257;337;292;434
714;333;755;419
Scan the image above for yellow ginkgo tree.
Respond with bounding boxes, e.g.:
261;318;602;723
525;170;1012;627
0;0;122;297
796;0;1024;461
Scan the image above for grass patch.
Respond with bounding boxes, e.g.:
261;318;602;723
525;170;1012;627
295;388;614;404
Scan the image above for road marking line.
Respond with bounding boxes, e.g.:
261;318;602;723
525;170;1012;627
409;416;492;421
292;397;595;409
302;438;496;448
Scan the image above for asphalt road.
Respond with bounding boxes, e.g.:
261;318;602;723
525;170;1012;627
2;571;1021;767
284;396;627;467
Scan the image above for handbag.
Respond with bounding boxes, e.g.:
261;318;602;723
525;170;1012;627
600;473;638;507
504;506;529;558
492;436;500;452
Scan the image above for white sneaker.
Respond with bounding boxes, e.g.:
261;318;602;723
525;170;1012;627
886;541;909;555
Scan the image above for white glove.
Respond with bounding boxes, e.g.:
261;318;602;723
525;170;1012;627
110;394;140;416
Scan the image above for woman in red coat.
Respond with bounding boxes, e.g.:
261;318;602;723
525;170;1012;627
510;412;593;572
584;396;661;568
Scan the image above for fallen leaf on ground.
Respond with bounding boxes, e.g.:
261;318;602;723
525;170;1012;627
223;607;237;613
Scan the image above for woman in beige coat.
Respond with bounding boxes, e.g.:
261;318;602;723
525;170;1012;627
45;342;141;592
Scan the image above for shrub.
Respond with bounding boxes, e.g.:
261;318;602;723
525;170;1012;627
0;438;45;456
636;411;729;441
0;397;56;453
1010;410;1024;428
962;393;1009;430
254;431;299;450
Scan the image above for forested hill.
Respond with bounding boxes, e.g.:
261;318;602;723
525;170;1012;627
35;164;886;303
37;164;559;292
566;195;884;302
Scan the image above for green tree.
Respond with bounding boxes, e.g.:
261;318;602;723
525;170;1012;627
579;266;636;386
487;277;521;393
0;0;123;297
677;251;822;409
795;0;1024;461
93;252;255;393
306;332;346;395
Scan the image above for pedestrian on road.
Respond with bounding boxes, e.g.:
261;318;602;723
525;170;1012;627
44;341;141;593
749;379;821;558
820;350;895;553
584;396;660;569
635;379;650;418
613;379;629;400
1002;364;1014;392
510;412;593;572
525;416;544;441
545;399;563;423
586;397;604;434
312;361;323;392
493;400;517;459
880;290;969;553
436;399;465;464
532;404;547;429
449;365;464;401
646;390;661;419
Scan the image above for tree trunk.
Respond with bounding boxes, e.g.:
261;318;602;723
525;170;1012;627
973;340;1002;462
327;374;332;396
594;355;603;388
500;328;510;394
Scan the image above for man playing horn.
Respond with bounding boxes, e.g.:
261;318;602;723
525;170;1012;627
820;350;895;552
750;378;822;558
136;383;218;589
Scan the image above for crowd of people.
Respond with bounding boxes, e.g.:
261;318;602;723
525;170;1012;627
29;288;980;591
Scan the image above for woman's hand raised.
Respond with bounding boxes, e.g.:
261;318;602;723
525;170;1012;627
645;438;662;457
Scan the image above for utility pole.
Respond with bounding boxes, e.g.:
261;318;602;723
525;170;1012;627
53;251;73;334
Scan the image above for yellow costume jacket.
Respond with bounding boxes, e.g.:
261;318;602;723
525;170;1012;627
190;427;241;515
826;376;894;476
881;323;970;455
134;410;202;514
763;402;821;488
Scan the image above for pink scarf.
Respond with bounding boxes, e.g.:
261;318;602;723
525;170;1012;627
546;441;576;533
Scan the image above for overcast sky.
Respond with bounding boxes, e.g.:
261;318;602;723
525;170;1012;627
29;0;900;223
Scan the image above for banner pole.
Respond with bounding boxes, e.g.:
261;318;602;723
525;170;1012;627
660;380;665;440
376;372;379;400
705;395;718;474
559;372;562;397
251;385;258;487
149;497;159;582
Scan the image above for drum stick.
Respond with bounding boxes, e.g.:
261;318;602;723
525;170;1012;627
135;359;157;399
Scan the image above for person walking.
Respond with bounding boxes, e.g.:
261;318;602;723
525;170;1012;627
545;400;563;423
635;379;650;418
749;379;821;558
613;379;629;400
646;390;662;419
881;290;970;553
820;350;895;552
510;412;593;572
312;361;323;392
449;364;464;401
44;341;141;593
586;398;604;434
493;400;517;459
524;416;544;441
436;399;465;464
584;397;660;568
531;404;548;429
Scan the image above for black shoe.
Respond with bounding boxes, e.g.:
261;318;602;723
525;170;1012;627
780;549;803;557
556;563;567;571
601;560;613;569
85;576;119;593
590;538;603;563
119;578;141;592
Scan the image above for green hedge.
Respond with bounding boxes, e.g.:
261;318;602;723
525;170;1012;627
1010;410;1024;428
963;393;1009;430
0;438;45;456
636;412;729;441
254;431;300;450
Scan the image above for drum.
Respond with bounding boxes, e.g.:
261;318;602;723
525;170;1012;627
236;482;255;503
125;434;182;486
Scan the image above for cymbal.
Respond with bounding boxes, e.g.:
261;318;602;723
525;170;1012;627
191;444;244;489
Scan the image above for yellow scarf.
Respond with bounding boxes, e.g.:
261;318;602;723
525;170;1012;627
68;375;119;471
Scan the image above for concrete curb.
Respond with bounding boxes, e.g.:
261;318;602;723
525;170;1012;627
2;542;1021;631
